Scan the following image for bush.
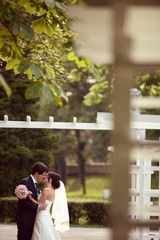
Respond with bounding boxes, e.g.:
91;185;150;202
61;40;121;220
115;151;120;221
83;202;110;225
68;201;111;226
0;198;17;222
0;198;111;226
68;202;84;224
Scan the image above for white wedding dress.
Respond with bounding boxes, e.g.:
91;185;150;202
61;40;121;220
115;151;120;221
31;200;61;240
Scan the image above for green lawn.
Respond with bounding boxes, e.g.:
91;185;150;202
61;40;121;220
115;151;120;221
66;175;111;201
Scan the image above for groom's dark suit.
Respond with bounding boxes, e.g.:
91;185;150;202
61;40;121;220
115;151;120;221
16;176;39;240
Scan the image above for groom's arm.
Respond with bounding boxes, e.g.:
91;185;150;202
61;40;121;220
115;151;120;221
18;198;38;212
19;179;47;211
18;179;39;212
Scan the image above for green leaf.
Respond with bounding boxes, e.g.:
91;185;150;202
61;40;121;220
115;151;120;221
6;58;20;70
84;57;91;66
32;19;45;34
24;68;33;80
59;87;68;103
0;73;12;97
47;83;66;105
88;63;100;79
25;81;43;99
55;2;65;11
18;0;37;14
44;0;55;8
45;65;55;78
75;58;87;68
18;0;28;5
68;51;76;61
18;61;32;73
25;3;37;14
50;21;57;31
51;82;68;102
83;92;102;106
13;22;20;35
42;84;54;101
20;22;34;40
44;22;54;37
30;63;41;79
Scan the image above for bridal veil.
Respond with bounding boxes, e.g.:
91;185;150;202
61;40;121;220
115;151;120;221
51;181;70;232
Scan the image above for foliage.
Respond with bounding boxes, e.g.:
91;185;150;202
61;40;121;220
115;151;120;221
83;202;110;225
0;197;111;226
83;65;114;108
134;70;160;139
0;0;99;104
68;201;84;224
36;61;113;194
0;72;60;196
0;197;17;222
38;62;113;161
135;71;160;98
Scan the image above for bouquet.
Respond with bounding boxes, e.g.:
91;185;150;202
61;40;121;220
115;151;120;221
15;184;31;199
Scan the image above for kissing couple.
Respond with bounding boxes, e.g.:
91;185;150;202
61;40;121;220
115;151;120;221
16;161;69;240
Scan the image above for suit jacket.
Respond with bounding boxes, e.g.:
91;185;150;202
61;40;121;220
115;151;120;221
16;176;38;226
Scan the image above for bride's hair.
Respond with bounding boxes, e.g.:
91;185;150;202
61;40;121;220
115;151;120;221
48;172;61;189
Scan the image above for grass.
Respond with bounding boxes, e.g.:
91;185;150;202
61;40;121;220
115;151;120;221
66;175;111;201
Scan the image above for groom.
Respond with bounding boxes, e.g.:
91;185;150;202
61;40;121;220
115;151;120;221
16;161;48;240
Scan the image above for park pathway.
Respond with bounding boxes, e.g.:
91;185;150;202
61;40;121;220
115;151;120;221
0;224;112;240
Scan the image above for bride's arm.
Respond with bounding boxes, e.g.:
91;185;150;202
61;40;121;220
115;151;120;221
27;188;48;204
28;188;50;204
27;194;39;204
38;188;49;203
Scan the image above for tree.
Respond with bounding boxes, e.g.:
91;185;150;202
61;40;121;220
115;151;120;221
0;70;60;196
38;63;113;194
134;70;160;140
0;0;97;104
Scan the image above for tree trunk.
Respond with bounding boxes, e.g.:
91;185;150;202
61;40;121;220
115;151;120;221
75;130;86;194
54;152;66;185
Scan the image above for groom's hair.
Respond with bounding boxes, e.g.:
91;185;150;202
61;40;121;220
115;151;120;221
31;162;48;175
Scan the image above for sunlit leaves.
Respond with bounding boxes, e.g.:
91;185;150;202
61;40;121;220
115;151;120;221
68;51;100;80
25;68;33;80
5;58;20;70
18;0;37;14
25;80;68;103
84;81;108;106
88;62;99;79
135;71;160;97
83;92;103;106
0;0;85;105
45;65;55;78
32;19;47;34
68;51;77;61
43;22;54;36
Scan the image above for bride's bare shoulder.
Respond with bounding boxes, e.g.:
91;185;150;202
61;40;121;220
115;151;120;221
43;187;54;194
42;187;55;201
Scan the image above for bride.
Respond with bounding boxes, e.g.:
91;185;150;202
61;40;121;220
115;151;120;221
28;172;69;240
